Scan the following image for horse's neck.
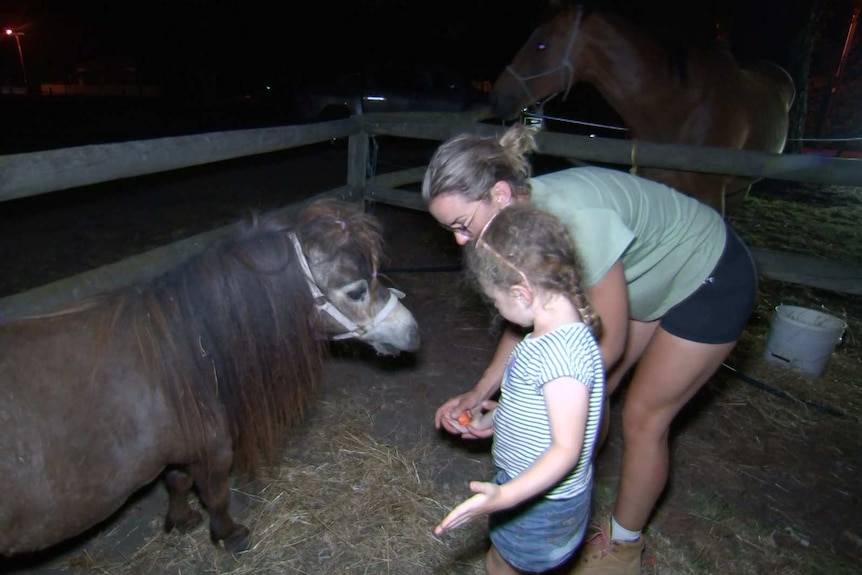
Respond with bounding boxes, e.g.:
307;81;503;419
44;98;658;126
575;13;678;136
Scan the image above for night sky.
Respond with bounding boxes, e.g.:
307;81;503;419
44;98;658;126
0;1;545;93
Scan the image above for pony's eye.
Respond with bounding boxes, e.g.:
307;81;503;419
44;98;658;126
536;42;547;51
346;286;367;301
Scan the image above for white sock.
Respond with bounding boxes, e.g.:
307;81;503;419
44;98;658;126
610;516;641;542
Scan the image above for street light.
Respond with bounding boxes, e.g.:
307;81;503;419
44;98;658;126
5;28;28;89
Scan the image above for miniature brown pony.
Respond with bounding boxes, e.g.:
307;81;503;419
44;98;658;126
490;3;796;215
0;199;420;557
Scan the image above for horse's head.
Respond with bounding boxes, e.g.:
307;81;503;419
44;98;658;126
490;5;585;120
294;200;420;356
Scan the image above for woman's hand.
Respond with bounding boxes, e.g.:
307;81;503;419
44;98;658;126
435;388;483;436
435;322;520;436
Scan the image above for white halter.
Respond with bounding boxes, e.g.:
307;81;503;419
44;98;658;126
288;232;405;341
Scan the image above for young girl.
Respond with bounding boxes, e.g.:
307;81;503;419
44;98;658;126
434;203;605;575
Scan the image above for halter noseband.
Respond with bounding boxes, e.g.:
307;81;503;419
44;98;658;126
288;232;405;341
504;6;583;106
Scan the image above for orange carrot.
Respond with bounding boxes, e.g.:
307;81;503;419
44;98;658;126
457;410;472;425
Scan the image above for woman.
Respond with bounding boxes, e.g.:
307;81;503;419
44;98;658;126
422;125;757;575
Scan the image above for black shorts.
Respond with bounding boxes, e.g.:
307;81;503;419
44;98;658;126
660;224;758;344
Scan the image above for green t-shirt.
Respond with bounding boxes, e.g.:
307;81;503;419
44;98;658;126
530;166;726;321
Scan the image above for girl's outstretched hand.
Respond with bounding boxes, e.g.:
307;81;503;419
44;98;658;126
433;480;501;535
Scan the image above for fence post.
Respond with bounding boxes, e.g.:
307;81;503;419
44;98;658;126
346;130;370;209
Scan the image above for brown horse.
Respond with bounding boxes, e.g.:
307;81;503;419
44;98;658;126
490;2;796;215
0;199;419;557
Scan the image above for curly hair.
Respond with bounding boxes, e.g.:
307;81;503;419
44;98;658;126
465;202;602;338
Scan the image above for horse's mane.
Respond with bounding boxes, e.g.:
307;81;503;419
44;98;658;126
125;212;320;474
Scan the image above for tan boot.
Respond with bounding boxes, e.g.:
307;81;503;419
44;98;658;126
571;518;644;575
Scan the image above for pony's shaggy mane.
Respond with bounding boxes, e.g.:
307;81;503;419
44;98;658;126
122;212;322;474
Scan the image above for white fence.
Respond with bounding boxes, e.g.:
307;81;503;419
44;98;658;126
1;111;860;320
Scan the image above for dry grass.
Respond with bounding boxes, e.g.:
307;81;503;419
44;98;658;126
585;351;862;575
727;182;862;263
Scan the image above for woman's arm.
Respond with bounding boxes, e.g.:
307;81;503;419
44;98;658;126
434;323;522;436
585;259;629;372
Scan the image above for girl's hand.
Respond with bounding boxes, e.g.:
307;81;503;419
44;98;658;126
463;400;496;438
433;480;501;535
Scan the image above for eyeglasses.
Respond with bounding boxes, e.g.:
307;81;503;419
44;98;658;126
439;193;486;239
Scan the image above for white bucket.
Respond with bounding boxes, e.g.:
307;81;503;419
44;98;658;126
764;305;846;377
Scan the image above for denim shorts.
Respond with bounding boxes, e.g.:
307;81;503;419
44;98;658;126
660;223;758;344
488;468;591;573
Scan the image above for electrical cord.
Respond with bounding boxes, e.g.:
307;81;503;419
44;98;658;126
720;363;848;419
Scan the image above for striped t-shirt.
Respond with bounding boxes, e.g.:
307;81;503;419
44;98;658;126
491;322;605;499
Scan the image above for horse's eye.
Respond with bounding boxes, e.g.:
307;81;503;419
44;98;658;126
536;42;547;51
346;286;367;301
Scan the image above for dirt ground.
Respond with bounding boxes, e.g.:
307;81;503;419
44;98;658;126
1;138;860;574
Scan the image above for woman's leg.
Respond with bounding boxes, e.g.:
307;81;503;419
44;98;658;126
573;325;737;575
614;327;735;531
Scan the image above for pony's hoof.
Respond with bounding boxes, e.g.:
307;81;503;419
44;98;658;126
164;509;203;533
222;525;251;553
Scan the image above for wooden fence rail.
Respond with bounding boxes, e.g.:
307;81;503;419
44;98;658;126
1;112;860;321
360;117;862;187
0;119;360;202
